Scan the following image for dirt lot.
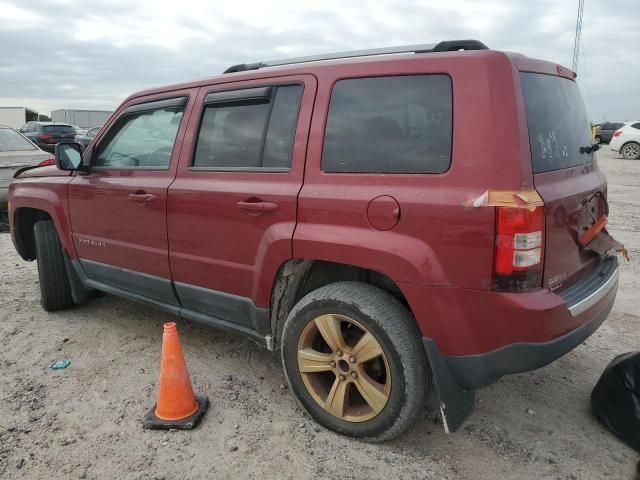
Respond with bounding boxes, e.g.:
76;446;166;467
1;147;638;480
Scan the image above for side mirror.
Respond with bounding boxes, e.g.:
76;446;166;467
55;142;85;171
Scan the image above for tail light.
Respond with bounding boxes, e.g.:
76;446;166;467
612;130;622;137
493;206;544;292
38;157;55;166
37;133;52;141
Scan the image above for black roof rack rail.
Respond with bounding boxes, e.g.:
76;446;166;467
223;39;488;74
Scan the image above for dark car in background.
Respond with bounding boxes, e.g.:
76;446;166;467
19;122;77;153
595;122;624;144
74;126;101;151
0;125;52;230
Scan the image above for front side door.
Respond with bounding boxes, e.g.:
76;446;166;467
68;91;196;306
168;75;316;335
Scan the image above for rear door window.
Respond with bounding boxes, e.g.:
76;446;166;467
520;73;593;173
192;84;303;170
322;75;452;173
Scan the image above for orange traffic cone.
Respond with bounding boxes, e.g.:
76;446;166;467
143;322;209;429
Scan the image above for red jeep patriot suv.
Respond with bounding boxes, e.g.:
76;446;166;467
8;40;623;441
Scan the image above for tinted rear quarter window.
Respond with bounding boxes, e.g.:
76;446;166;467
322;75;452;173
521;73;593;173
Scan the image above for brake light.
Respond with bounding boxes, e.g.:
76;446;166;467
38;133;52;141
613;130;622;137
38;157;55;166
493;206;544;292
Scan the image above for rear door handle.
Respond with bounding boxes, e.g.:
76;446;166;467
128;192;156;202
236;201;279;213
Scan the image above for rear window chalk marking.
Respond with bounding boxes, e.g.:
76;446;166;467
537;130;569;160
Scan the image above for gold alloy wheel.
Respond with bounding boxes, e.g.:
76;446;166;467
297;314;391;422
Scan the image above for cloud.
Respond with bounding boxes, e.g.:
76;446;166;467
0;0;638;121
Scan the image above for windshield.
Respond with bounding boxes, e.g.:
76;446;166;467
42;125;76;134
0;128;37;152
521;73;593;173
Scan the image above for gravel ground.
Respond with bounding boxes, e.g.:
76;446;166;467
0;147;638;480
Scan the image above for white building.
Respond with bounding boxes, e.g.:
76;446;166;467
0;107;45;129
51;109;113;129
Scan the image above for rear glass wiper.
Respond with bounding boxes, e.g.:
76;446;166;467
579;143;600;154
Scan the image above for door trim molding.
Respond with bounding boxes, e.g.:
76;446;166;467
68;259;272;348
80;259;180;306
174;282;269;335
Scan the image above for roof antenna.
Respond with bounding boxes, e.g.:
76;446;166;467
571;0;584;74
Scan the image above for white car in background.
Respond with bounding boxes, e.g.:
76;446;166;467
609;121;640;160
0;125;53;230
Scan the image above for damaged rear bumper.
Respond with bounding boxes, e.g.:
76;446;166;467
421;256;619;433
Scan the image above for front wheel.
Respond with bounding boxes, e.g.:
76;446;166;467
281;281;430;442
621;142;640;160
34;220;74;311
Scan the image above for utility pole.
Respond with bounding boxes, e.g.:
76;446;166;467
572;0;585;74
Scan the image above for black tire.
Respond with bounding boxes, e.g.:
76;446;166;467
281;281;430;442
621;142;640;160
33;220;74;311
594;135;602;144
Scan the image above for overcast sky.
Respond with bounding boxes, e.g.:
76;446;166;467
0;0;638;121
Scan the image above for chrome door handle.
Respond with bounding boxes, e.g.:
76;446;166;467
236;201;279;212
128;193;156;202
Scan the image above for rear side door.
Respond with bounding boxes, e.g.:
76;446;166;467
168;75;316;336
68;91;197;306
628;123;640;142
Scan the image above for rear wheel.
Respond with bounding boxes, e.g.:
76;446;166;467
34;220;74;311
594;135;602;144
281;281;429;442
621;142;640;160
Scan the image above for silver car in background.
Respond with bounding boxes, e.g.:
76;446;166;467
0;125;52;230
